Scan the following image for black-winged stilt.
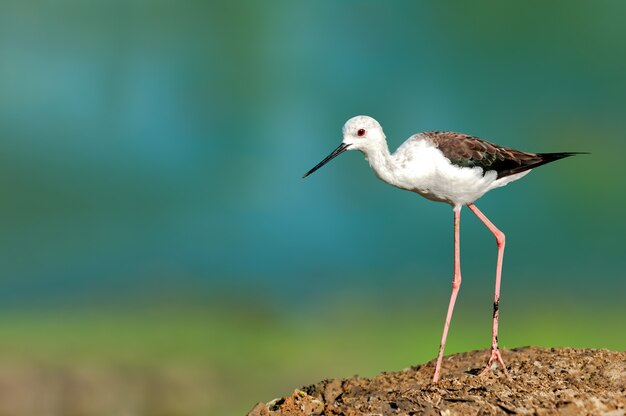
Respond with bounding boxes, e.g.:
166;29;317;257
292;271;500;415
303;115;584;383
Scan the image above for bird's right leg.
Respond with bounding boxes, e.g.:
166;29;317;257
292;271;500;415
467;203;508;376
432;206;462;383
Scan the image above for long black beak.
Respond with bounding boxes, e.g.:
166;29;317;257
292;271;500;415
303;143;350;178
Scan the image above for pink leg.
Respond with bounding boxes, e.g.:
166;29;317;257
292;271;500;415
467;203;508;376
432;206;462;383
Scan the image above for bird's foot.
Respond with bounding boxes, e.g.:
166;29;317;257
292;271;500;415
478;347;509;377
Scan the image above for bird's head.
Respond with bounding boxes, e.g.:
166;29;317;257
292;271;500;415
303;115;385;178
341;115;386;151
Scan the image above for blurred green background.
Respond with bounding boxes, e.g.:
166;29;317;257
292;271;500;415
0;1;625;415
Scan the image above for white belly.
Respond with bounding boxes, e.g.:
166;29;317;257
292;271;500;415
406;168;530;206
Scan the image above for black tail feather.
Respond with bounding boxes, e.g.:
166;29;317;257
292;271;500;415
497;152;588;179
537;151;589;161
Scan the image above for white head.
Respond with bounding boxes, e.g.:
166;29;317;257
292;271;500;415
303;115;385;178
341;115;386;151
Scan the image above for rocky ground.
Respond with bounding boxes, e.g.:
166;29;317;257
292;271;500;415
248;347;625;416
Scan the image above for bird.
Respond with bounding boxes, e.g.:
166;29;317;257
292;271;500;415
303;115;584;383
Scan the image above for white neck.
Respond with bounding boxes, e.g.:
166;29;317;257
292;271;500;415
359;142;396;184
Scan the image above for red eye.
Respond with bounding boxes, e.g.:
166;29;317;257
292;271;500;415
357;128;366;137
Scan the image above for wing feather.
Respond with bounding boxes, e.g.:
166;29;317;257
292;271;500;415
423;131;542;179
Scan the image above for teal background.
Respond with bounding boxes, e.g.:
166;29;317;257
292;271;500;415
0;1;624;415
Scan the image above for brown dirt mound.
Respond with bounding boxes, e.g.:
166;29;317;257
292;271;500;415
248;347;625;416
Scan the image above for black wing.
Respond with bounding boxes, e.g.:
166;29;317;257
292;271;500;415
424;131;579;179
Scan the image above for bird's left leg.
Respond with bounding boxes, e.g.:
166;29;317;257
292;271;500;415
467;203;509;376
